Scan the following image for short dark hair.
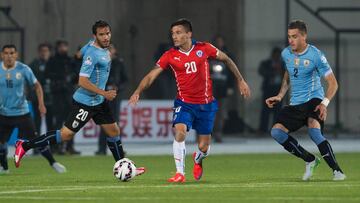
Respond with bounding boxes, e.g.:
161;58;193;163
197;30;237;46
92;20;111;35
2;44;17;51
55;39;68;48
171;18;193;32
38;43;51;51
288;20;307;34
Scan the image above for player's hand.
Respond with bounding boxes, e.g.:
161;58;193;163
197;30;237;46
314;104;327;121
266;96;282;108
128;93;140;107
103;90;117;101
38;104;47;115
238;80;251;99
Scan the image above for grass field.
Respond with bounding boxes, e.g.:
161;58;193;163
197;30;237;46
1;153;359;203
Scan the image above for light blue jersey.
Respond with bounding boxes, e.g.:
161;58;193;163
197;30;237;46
73;44;111;106
0;61;37;116
282;44;332;105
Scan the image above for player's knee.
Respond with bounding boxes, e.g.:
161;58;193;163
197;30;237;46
270;128;288;144
307;118;320;128
272;123;288;132
60;127;75;141
106;128;120;137
174;130;186;142
174;124;187;142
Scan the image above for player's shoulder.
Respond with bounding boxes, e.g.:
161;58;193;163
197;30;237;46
307;44;323;56
161;47;178;56
194;41;214;49
83;45;98;56
16;61;32;71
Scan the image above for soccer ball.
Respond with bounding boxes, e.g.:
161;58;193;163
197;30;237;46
113;158;136;181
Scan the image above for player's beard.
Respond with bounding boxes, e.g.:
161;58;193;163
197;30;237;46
96;39;110;49
100;41;110;49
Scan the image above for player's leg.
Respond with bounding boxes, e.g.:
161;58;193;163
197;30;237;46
15;126;75;168
167;123;187;182
193;135;210;181
191;100;218;181
94;101;125;161
18;114;66;173
95;101;146;176
0;118;14;174
192;107;216;181
271;122;319;180
168;101;192;182
15;102;92;167
307;118;346;180
100;122;146;176
100;123;124;161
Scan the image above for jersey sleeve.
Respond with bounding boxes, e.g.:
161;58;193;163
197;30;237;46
315;51;333;77
156;52;170;69
204;43;219;59
80;52;97;77
24;66;38;86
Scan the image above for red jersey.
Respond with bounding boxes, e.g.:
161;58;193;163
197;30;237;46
156;41;219;104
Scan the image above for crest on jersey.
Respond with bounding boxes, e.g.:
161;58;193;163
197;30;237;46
196;50;203;57
84;56;92;65
294;58;300;66
15;72;22;80
72;120;79;129
304;59;310;67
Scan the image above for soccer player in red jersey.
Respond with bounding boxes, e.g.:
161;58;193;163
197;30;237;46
129;19;251;182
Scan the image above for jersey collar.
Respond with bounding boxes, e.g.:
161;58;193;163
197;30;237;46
1;61;17;71
292;44;309;56
175;39;197;56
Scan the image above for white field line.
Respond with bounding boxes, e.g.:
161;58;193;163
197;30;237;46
0;196;359;201
0;182;359;195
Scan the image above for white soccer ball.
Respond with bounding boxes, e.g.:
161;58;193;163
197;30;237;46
113;158;136;181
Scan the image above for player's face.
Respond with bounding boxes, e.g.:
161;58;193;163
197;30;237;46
95;26;111;48
288;29;307;52
171;25;192;47
1;48;18;68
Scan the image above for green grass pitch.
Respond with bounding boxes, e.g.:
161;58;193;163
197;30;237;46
1;153;359;203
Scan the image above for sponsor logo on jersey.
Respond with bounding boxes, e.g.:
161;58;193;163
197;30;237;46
304;59;310;67
294;58;300;66
174;57;181;61
6;73;11;79
72;120;79;128
15;72;22;80
84;56;92;65
196;50;203;57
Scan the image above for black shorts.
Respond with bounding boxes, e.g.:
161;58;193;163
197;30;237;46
64;100;115;132
0;113;37;143
275;98;324;133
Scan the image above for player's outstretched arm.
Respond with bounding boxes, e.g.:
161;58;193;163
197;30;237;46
266;70;289;108
78;76;117;101
216;50;251;99
34;81;47;115
314;72;338;120
129;66;163;106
